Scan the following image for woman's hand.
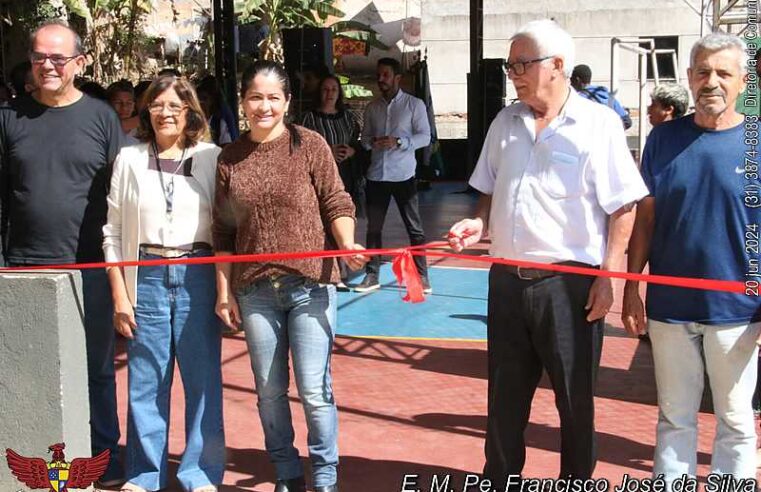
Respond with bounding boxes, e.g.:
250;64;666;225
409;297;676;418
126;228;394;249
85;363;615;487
113;301;137;339
337;144;355;162
331;144;355;163
216;295;242;331
341;243;369;271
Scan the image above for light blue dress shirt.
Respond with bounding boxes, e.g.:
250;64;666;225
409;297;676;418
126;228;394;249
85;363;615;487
361;90;431;182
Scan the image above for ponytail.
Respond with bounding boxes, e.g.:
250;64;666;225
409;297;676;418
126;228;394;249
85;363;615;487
285;123;302;155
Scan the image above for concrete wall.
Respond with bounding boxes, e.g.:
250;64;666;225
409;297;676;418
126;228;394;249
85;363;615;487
423;0;704;114
0;271;93;491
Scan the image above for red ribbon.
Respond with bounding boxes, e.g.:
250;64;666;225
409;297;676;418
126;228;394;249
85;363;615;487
391;249;425;303
0;242;748;300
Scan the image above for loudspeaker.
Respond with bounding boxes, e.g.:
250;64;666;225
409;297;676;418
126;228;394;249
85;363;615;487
281;27;333;76
237;22;268;55
482;58;506;97
482;58;506;130
281;27;333;115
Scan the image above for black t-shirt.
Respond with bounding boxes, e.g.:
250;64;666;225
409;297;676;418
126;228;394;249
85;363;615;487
0;94;124;264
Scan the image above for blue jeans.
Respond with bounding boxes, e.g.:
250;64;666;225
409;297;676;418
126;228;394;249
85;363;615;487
126;252;225;491
237;275;338;487
649;320;761;487
81;268;124;482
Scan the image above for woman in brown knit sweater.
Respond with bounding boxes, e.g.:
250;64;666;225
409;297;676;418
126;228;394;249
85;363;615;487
212;61;366;492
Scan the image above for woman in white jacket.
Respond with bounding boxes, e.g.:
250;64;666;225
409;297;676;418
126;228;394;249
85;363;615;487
102;74;224;492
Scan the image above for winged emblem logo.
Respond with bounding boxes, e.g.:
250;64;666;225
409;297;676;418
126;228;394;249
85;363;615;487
5;443;110;491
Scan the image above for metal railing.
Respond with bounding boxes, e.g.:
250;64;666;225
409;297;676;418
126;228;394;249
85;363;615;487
610;38;681;159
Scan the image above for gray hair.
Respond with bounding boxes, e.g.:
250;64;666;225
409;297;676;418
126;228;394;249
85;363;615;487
651;83;690;118
29;19;84;55
511;19;575;78
690;33;748;74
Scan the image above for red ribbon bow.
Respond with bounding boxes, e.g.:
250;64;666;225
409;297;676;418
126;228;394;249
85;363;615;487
391;249;425;303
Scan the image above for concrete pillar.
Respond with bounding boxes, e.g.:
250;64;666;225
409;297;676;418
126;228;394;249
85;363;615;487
0;270;93;491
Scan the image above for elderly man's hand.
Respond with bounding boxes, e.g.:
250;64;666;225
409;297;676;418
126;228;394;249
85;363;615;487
448;218;484;252
585;276;613;322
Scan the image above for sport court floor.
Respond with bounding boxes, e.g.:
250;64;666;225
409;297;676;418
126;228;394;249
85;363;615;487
108;182;753;491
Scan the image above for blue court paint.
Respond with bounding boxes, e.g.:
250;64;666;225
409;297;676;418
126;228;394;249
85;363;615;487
336;265;488;340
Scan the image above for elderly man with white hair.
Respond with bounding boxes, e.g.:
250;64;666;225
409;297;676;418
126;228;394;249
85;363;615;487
624;33;760;486
448;20;648;484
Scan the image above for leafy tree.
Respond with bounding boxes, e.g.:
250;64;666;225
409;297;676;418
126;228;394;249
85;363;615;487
331;20;388;54
235;0;345;61
235;0;387;65
62;0;155;82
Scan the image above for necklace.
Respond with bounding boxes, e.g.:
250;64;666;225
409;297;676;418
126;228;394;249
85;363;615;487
151;141;188;220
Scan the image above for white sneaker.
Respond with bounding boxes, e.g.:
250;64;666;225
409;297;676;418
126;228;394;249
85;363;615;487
192;486;218;492
421;276;432;295
120;483;147;492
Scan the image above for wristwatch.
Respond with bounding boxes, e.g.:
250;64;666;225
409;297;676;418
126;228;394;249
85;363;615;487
396;137;403;148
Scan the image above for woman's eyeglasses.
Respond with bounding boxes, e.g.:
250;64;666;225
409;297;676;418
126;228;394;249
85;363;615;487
148;103;187;115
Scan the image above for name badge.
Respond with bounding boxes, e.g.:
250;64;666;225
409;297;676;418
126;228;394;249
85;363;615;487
551;151;579;165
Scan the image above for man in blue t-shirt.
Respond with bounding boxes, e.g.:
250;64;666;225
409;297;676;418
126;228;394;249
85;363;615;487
623;33;760;486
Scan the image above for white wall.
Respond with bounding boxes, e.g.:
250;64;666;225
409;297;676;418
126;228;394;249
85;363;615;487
422;0;704;113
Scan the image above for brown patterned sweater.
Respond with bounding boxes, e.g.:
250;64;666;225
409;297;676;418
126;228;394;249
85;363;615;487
213;125;355;292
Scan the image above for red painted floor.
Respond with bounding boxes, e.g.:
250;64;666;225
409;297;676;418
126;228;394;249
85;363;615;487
103;182;758;491
111;329;748;491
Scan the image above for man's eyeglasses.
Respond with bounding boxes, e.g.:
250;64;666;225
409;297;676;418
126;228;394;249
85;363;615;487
29;52;80;67
148;103;187;115
504;56;553;76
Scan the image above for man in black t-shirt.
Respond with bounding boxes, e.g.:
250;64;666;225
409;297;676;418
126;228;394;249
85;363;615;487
0;20;124;487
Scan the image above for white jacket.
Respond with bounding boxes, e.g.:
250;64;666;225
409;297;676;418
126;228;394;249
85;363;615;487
102;141;221;305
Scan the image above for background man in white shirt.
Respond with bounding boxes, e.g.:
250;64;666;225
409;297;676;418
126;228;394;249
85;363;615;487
355;58;431;293
448;20;648;486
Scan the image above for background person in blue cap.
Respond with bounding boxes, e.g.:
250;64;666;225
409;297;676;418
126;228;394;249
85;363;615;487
571;63;632;129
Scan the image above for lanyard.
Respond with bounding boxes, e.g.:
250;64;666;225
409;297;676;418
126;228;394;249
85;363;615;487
151;141;188;219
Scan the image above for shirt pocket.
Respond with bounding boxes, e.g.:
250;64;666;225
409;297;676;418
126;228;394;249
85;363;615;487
539;150;583;198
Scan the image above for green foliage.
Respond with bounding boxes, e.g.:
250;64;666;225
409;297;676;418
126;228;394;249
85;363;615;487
7;0;66;31
332;27;389;52
8;0;209;82
62;0;93;23
234;0;346;61
60;0;156;81
342;83;372;99
333;74;371;99
62;0;154;27
235;0;344;27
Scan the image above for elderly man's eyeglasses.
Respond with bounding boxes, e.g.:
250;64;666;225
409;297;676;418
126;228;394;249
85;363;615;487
29;52;80;67
148;103;187;115
504;56;553;76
